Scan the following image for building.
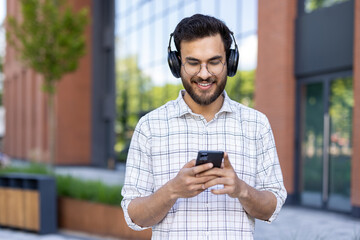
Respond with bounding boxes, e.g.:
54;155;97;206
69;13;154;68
3;0;360;217
257;0;360;216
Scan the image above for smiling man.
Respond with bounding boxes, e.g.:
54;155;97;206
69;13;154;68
121;14;287;240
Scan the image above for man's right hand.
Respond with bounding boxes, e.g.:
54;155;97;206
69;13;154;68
167;159;216;199
128;159;217;228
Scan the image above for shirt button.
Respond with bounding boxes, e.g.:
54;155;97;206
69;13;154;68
205;203;209;208
205;232;210;237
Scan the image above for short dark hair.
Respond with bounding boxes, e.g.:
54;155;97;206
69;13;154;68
173;14;233;59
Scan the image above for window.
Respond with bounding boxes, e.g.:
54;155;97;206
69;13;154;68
304;0;350;13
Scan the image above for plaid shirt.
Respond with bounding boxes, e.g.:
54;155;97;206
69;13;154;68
121;90;287;240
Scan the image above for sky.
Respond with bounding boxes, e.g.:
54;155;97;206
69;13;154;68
0;0;5;57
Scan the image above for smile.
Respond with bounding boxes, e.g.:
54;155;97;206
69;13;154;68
198;82;212;87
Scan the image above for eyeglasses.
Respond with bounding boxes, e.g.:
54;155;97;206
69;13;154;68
182;59;226;77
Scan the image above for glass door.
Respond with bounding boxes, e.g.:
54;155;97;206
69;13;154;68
300;82;324;208
298;74;353;212
328;77;353;212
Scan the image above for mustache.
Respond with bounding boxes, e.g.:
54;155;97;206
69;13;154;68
190;76;217;84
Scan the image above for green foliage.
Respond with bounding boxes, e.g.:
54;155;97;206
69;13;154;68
305;0;349;12
56;175;123;205
115;56;153;151
330;77;353;138
6;0;88;94
0;164;123;206
225;70;255;108
115;55;184;153
0;163;52;175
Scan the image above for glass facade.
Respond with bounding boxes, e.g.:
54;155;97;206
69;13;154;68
114;0;258;154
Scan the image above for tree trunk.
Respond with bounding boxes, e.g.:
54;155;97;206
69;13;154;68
47;92;56;167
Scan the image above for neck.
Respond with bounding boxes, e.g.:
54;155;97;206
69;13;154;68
183;92;224;122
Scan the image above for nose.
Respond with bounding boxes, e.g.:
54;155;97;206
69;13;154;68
197;63;212;79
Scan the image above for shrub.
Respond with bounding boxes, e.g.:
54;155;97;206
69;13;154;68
0;163;123;206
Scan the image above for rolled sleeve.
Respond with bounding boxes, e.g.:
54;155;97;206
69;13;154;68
255;115;287;223
121;117;154;231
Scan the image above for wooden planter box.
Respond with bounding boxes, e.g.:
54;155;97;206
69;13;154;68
0;174;57;234
58;197;152;239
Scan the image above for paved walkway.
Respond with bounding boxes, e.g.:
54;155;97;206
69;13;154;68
54;164;126;186
255;206;360;240
0;229;126;240
1;205;359;239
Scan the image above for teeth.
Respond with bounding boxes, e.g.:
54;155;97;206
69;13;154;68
198;82;211;87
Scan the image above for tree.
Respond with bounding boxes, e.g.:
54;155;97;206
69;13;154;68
6;0;88;166
115;55;153;154
226;70;255;107
306;0;349;12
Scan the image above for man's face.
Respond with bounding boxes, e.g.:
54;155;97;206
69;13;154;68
179;34;227;106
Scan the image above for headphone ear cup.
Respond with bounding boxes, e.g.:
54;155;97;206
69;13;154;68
227;49;239;77
168;51;181;78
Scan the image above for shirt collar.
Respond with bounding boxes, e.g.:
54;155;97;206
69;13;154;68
175;90;234;118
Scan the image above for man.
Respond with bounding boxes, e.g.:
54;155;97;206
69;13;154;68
121;14;287;239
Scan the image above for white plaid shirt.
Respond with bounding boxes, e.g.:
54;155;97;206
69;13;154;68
121;90;287;240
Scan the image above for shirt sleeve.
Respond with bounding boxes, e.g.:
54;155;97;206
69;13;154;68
121;117;154;231
255;114;287;223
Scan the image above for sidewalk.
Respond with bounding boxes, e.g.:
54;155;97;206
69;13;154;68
255;206;360;240
0;229;124;240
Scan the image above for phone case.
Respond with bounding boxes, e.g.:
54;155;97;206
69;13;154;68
196;151;224;168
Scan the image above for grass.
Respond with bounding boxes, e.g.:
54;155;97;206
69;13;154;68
0;163;123;206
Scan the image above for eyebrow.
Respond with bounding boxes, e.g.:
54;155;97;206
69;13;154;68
185;55;223;62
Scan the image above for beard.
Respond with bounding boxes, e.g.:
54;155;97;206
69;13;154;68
181;74;227;106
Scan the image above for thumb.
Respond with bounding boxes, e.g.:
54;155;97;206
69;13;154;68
223;152;233;169
183;159;196;168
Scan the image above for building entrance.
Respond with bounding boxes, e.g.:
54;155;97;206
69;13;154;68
298;72;353;212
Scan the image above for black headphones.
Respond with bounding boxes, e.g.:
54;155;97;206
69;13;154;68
167;32;239;78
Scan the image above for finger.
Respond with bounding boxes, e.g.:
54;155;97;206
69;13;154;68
192;162;213;175
223;152;233;169
197;167;224;178
183;159;196;168
191;183;208;192
194;175;218;184
211;188;229;195
203;177;228;189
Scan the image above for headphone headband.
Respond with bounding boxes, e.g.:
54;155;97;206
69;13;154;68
168;33;174;53
167;32;239;78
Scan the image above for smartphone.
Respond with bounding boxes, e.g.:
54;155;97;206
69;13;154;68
195;150;224;168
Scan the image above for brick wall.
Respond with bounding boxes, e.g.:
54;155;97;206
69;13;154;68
256;0;297;195
351;0;360;207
